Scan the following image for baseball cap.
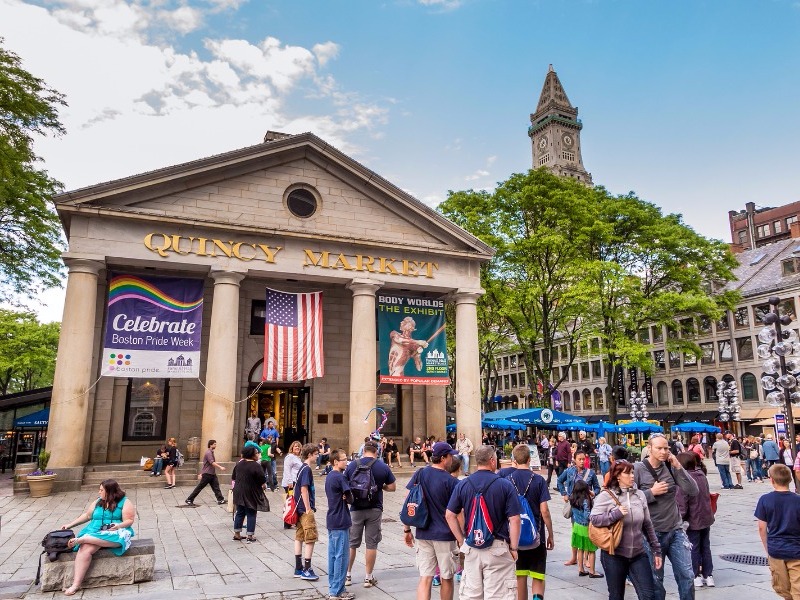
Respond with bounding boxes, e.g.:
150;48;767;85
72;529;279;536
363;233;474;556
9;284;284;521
432;442;458;458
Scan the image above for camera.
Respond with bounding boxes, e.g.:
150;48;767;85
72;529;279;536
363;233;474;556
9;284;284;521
100;524;114;531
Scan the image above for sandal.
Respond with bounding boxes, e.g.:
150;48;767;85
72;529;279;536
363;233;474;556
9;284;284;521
232;533;242;541
578;570;589;577
246;536;257;543
589;573;605;579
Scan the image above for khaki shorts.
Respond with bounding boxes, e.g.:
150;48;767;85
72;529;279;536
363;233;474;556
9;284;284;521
730;456;742;474
768;556;800;600
295;511;318;543
415;539;458;579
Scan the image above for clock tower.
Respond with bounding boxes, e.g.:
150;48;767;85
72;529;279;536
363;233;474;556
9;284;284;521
528;65;592;184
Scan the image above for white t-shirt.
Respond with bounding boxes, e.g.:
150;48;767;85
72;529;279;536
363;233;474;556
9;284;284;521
712;440;730;464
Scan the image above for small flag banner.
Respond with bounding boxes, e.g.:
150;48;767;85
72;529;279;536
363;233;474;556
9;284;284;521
263;288;324;382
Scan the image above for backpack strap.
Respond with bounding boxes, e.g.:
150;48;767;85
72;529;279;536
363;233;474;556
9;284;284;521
34;551;44;586
643;459;675;486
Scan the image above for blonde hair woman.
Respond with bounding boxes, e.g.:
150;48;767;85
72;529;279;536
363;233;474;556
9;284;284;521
281;441;303;529
163;437;178;489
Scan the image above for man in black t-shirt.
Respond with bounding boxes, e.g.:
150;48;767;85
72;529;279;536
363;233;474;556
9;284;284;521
727;431;744;489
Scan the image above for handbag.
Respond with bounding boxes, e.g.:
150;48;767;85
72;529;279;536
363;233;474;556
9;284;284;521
562;500;573;519
588;489;624;555
226;489;234;514
709;492;719;515
749;448;758;460
283;489;299;525
35;529;74;585
142;458;154;471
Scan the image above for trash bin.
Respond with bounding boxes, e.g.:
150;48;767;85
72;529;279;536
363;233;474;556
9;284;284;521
187;437;201;460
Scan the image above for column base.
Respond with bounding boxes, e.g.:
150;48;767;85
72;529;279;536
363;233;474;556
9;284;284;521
52;467;86;493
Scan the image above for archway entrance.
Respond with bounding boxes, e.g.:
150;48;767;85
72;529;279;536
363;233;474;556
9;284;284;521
248;360;310;451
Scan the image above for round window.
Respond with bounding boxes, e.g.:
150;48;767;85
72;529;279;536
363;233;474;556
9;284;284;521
286;188;318;218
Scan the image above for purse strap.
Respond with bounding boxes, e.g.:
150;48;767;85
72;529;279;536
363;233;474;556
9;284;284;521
603;488;622;507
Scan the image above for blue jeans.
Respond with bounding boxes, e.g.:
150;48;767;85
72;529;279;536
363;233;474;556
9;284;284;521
717;463;733;489
328;529;349;596
600;461;610;477
233;505;257;535
151;458;163;475
653;529;695;600
601;550;655;600
460;454;470;474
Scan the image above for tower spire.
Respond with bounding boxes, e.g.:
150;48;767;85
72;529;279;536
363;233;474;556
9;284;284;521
528;66;592;184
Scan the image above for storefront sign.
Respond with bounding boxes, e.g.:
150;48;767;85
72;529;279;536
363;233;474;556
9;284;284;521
102;274;204;378
377;295;449;385
775;413;787;437
142;233;438;279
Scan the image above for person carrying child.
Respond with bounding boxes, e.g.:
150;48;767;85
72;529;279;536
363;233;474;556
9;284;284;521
570;479;603;579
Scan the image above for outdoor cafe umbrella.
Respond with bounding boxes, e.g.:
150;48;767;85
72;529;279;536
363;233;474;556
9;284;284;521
555;420;623;437
447;419;527;432
616;421;664;435
483;408;585;427
670;421;721;434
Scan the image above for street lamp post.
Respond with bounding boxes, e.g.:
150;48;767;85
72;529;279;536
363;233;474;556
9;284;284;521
628;390;649;422
758;296;798;458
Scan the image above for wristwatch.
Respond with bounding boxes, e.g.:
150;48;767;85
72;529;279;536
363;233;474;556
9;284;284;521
510;547;518;552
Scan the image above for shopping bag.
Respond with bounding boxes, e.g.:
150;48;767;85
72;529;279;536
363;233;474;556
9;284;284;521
283;490;298;526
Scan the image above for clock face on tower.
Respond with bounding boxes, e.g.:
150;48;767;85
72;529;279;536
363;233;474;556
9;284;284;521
538;136;548;150
562;134;574;147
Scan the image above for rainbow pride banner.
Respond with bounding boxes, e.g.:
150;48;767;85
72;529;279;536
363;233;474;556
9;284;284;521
102;274;205;378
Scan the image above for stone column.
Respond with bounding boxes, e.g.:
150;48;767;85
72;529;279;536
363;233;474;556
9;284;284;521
401;385;413;451
48;259;104;486
454;290;483;468
200;270;245;462
425;385;447;441
347;278;383;453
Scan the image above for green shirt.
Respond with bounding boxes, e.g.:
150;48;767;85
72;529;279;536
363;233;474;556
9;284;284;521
259;443;272;462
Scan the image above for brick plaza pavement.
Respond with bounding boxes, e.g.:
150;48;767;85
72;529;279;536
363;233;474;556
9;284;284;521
0;460;782;600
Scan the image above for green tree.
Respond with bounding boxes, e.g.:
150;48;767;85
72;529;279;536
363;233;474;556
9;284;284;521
0;309;60;394
0;38;66;303
439;169;595;408
580;191;739;421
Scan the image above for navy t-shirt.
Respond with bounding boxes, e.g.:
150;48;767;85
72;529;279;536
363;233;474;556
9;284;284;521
406;466;458;541
296;464;315;514
325;470;352;530
345;456;396;511
446;470;521;543
754;490;800;559
498;467;550;531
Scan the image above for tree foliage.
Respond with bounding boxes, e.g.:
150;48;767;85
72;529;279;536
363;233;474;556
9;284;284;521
0;309;60;394
440;168;739;421
0;38;66;303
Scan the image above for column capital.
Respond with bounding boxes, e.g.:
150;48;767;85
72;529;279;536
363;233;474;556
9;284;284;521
210;269;245;286
346;278;383;297
63;257;105;276
450;288;484;305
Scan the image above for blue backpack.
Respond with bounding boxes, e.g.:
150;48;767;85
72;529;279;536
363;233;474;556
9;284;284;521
400;469;430;528
465;477;499;548
508;472;540;549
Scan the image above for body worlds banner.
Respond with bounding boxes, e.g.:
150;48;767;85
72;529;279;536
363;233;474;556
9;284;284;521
377;294;449;385
102;274;204;378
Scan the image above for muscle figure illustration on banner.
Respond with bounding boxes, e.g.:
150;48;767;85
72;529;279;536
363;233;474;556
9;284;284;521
101;274;204;378
263;288;324;382
377;294;449;385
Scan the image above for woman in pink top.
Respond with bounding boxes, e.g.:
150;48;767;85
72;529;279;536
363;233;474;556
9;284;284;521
687;435;705;461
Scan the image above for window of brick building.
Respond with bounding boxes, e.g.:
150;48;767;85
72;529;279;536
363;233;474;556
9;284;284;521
756;224;770;238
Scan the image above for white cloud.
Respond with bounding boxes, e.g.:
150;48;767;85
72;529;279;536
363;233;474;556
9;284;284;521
465;169;489;181
0;0;390;190
418;0;461;9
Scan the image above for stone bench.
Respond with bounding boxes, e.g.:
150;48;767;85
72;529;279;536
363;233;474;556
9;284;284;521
40;538;155;592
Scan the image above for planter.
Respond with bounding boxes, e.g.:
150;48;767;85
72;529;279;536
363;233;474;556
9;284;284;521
27;474;57;498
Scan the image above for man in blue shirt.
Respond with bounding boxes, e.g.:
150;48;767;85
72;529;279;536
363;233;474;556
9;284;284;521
404;442;460;600
755;464;800;600
326;449;355;600
446;445;521;600
295;443;319;581
261;420;280;447
345;440;396;588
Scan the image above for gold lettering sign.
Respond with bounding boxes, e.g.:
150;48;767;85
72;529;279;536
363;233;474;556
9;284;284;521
144;233;283;264
143;233;438;278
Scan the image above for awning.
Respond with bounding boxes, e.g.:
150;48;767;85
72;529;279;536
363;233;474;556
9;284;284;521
738;408;780;420
751;417;800;427
665;412;685;422
13;408;49;428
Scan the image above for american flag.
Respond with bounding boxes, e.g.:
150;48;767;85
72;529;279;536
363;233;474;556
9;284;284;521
263;289;324;381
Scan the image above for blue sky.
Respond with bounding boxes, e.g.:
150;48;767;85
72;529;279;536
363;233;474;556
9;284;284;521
2;0;800;321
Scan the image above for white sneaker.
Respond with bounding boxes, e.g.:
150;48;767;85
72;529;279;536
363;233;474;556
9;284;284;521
694;576;704;588
705;575;715;587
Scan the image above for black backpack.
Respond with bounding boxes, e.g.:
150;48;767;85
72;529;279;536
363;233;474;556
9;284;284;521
349;457;378;509
35;529;74;585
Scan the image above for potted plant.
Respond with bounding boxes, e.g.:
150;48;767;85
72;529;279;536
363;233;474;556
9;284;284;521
27;450;56;498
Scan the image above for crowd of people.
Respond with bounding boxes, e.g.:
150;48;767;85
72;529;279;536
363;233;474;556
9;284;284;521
112;424;800;600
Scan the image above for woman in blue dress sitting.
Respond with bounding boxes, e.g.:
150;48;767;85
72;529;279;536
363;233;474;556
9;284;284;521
60;479;136;596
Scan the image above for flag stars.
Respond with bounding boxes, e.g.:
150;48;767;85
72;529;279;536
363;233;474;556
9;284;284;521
266;290;298;327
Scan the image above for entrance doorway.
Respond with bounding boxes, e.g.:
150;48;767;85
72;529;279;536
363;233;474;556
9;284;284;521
248;386;309;451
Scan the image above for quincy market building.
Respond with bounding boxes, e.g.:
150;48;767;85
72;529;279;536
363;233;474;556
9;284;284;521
48;132;491;490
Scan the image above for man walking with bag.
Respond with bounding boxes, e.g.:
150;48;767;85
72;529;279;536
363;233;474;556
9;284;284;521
634;432;698;600
403;442;460;600
185;440;226;506
445;445;521;600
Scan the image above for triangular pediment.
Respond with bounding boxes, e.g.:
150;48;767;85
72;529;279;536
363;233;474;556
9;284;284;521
54;133;492;258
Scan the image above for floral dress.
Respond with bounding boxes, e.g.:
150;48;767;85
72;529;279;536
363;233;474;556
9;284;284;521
75;497;134;556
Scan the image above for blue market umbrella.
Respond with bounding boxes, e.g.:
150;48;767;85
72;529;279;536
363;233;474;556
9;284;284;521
616;421;664;434
446;423;457;433
555;421;623;436
483;408;585;427
670;421;721;434
447;419;527;432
